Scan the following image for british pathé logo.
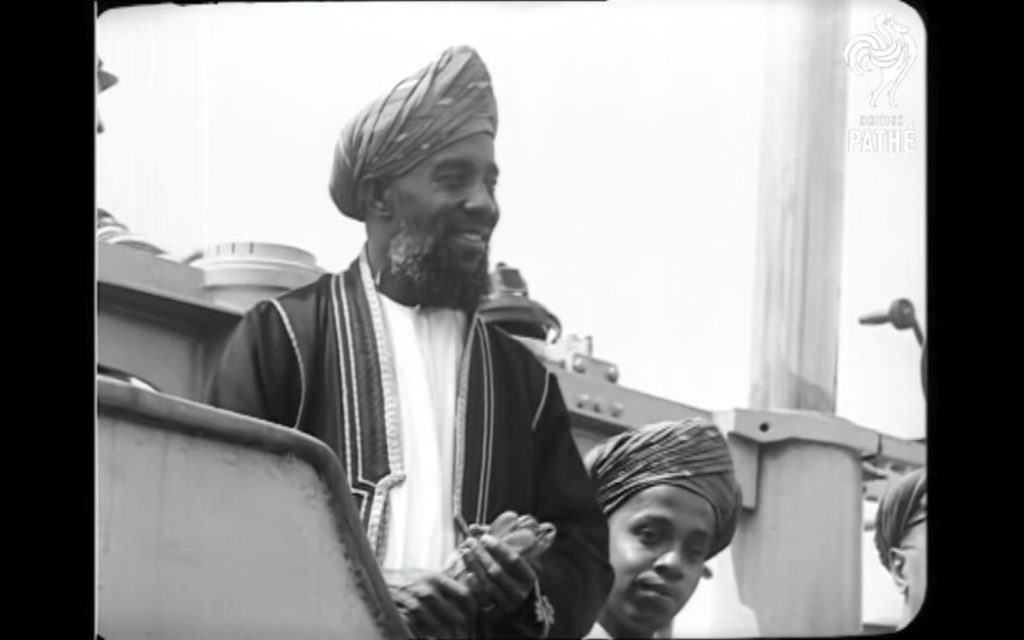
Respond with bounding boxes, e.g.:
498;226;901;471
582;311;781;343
844;14;919;153
844;15;918;108
848;114;916;154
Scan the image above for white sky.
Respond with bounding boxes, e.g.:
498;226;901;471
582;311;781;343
97;0;925;626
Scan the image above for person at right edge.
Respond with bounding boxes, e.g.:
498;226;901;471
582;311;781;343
873;467;927;629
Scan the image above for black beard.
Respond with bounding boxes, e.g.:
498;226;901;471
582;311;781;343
386;218;491;312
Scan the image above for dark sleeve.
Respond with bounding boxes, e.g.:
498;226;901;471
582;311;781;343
494;373;612;639
204;301;302;428
534;375;613;638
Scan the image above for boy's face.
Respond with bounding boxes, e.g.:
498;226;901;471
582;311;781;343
599;485;715;638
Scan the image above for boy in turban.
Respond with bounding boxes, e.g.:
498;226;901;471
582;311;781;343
583;419;742;639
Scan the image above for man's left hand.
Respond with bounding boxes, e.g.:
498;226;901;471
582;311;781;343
461;534;538;619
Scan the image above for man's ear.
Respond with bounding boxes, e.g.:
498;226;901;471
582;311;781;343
359;177;394;220
889;548;909;596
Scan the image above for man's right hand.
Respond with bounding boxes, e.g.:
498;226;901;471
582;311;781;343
385;569;478;638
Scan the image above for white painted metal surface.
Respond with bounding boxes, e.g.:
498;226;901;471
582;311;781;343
97;381;408;639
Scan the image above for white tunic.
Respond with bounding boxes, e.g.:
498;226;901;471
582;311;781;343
378;294;466;572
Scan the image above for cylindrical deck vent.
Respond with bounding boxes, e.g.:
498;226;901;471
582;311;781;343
189;242;325;311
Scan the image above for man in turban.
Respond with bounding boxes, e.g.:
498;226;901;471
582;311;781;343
582;418;742;639
873;468;926;627
205;45;611;638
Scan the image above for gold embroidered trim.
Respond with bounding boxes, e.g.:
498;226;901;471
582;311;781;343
475;320;495;522
331;275;370;521
452;314;478;527
531;373;551;432
358;249;406;560
268;299;305;430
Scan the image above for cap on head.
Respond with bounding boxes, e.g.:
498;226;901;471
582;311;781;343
874;468;927;571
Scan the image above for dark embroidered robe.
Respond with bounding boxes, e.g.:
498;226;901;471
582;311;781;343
205;250;612;639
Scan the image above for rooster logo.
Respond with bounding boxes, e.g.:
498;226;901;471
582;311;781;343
844;15;917;107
